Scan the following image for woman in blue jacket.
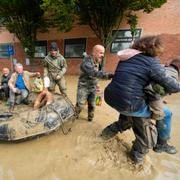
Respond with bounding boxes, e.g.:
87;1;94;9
102;35;180;164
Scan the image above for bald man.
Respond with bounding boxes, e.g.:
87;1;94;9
75;45;113;121
0;68;11;100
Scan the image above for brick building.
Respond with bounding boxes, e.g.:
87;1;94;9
0;0;180;74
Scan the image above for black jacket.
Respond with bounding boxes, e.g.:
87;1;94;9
104;53;180;112
1;74;11;88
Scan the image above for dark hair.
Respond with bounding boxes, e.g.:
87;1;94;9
132;35;163;57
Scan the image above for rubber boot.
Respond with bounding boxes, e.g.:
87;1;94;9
88;111;94;121
130;140;149;164
100;114;132;140
100;120;122;140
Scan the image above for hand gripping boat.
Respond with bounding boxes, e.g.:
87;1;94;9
0;95;76;142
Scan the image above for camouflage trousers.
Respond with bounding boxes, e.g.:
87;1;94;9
75;85;96;121
48;76;67;95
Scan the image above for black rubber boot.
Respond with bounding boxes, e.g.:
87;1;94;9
153;139;177;154
100;114;132;140
88;104;94;121
130;141;149;164
130;150;144;164
100;121;122;140
88;111;94;121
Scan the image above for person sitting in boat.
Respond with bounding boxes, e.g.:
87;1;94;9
33;76;54;109
0;67;11;101
8;63;40;111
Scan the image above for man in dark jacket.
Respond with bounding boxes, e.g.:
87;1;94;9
75;45;113;121
101;36;180;164
0;68;11;100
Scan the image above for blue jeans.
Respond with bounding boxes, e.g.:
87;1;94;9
120;105;172;141
120;105;151;118
156;106;172;140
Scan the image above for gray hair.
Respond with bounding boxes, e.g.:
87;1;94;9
15;63;23;68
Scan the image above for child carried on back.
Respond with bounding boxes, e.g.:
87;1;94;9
117;49;180;121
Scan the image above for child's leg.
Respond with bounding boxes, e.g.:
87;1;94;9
149;99;165;120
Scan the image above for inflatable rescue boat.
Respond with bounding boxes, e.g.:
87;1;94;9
0;94;76;142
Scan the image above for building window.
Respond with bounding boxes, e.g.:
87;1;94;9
0;43;12;58
64;38;86;58
110;29;142;53
34;40;47;58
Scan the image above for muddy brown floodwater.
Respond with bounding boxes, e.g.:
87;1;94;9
0;75;180;180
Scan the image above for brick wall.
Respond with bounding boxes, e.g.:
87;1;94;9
104;33;180;73
1;33;180;74
0;0;179;74
159;34;180;64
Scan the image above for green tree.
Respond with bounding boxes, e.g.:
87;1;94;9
126;0;167;42
76;0;167;67
41;0;76;32
0;0;47;59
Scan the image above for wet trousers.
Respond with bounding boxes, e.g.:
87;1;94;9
76;85;96;120
9;88;29;106
48;76;67;95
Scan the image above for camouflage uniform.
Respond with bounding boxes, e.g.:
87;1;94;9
43;52;67;95
76;55;112;121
